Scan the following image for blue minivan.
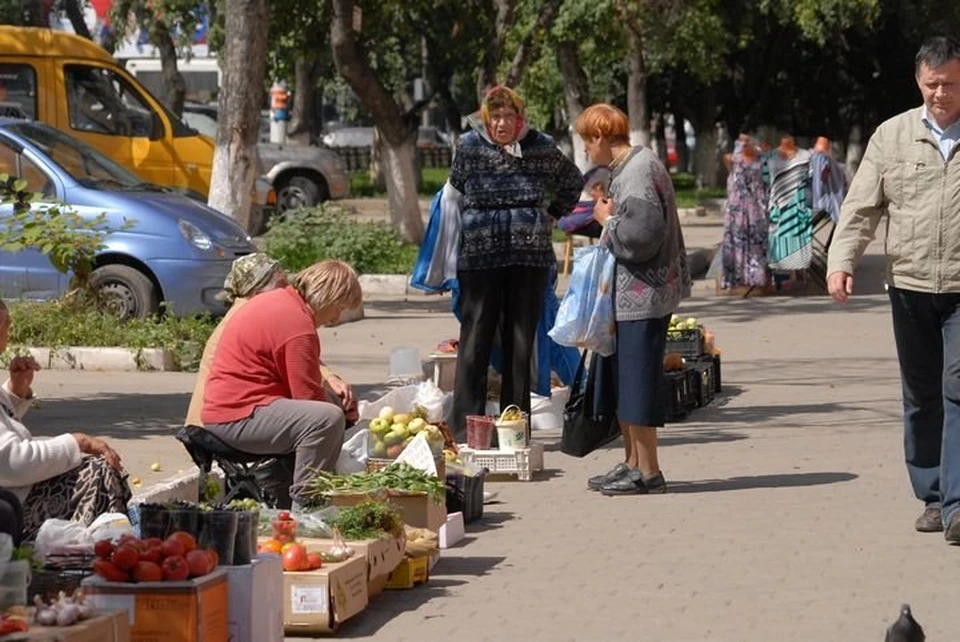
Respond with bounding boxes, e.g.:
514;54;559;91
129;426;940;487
0;118;257;318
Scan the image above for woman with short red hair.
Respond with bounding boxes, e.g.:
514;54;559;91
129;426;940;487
449;86;583;438
575;103;692;496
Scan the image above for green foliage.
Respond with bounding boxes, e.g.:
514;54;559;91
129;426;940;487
332;501;405;540
264;203;419;275
110;0;204;57
0;174;121;292
1;300;219;372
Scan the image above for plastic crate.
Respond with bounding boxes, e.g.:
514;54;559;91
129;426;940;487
445;471;485;524
386;556;429;589
666;327;705;358
687;358;717;408
662;370;691;422
458;442;544;481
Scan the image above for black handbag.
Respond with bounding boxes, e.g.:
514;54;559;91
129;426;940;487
561;351;620;457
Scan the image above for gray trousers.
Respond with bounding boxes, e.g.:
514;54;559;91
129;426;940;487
205;398;345;503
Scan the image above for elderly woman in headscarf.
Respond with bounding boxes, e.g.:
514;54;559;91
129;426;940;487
448;86;584;437
0;300;130;542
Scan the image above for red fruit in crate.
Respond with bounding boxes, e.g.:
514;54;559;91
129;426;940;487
161;537;185;559
111;544;140;571
93;560;129;582
142;537;163;549
94;539;115;560
168;532;197;554
140;546;163;564
205;548;219;570
162;555;190;582
306;553;323;570
131;561;163;583
186;550;212;577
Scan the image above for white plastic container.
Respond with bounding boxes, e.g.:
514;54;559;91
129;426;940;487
494;405;528;451
388;346;423;383
0;559;31;610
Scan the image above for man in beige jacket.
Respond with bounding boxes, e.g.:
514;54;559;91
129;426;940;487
827;36;960;544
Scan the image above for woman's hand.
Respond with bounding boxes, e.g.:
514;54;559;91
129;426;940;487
72;433;123;472
593;197;615;226
326;374;356;412
8;355;40;399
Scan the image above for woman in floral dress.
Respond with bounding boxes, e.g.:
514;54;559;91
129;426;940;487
721;140;770;290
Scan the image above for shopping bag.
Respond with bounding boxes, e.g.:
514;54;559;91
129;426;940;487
549;245;617;356
561;351;620;457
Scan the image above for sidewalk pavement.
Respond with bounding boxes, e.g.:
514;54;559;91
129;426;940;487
25;238;954;641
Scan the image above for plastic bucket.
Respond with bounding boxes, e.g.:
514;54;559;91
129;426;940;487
466;416;495;449
232;510;259;566
495;405;528;451
199;510;239;566
137;503;171;539
167;508;200;539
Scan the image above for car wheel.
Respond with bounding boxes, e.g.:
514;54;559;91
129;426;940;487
277;175;323;212
90;265;159;320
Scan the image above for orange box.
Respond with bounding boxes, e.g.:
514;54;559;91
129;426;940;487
81;569;228;642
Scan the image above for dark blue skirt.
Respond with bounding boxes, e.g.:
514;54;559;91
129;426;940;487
612;316;672;427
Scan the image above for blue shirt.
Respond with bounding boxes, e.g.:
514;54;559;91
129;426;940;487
921;107;960;161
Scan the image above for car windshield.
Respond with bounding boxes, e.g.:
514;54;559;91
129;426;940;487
5;121;160;191
181;111;218;138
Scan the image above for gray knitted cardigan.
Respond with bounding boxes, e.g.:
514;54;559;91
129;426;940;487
602;147;692;321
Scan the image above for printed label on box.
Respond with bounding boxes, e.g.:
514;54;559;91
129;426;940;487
291;584;328;615
87;593;135;625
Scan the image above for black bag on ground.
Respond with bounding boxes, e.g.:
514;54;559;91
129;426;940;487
561;351;620;457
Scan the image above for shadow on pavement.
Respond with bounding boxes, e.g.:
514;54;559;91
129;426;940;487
668;471;858;494
431;555;507;577
465;511;514;534
336;583;460;638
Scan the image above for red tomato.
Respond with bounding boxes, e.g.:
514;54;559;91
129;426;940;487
162;555;190;582
93;559;129;582
161;538;185;559
140;546;164;564
306;553;323;570
167;532;197;554
111;544;140;571
142;538;164;549
94;539;115;560
131;561;164;583
186;550;211;577
282;544;308;572
205;548;219;570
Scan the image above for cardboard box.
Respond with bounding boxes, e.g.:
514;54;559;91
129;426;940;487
329;491;447;532
282;555;368;635
295;536;405;598
14;610;131;642
439;511;465;549
224;555;284;642
82;569;228;642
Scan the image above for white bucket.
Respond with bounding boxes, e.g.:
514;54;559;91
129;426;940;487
495;405;528;451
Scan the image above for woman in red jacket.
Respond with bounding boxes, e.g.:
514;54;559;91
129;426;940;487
202;259;362;506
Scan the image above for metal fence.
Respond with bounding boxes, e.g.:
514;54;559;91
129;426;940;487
333;146;452;172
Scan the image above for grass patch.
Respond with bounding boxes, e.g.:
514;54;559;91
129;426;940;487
350;167;449;198
2;300;218;371
264;203;418;274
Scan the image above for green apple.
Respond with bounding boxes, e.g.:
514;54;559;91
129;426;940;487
370;418;390;434
390;423;409;438
372;440;387;457
378;406;395;422
384;431;404;446
392;413;411;426
408;418;426;434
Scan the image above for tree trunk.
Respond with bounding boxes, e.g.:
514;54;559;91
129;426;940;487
652;112;667;165
477;0;515;99
844;124;863;182
504;0;563;88
556;40;590;171
370;127;386;192
694;84;720;189
330;0;423;243
625;28;650;148
207;0;268;233
64;0;93;39
289;57;321;144
381;133;423;243
151;24;186;117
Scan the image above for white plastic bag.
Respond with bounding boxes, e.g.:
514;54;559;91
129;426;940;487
86;512;135;543
33;520;92;563
358;381;451;424
335;426;369;475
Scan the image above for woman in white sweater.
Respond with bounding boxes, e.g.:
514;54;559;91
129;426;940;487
0;300;130;541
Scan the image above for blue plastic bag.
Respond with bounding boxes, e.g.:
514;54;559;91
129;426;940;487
549;245;617;356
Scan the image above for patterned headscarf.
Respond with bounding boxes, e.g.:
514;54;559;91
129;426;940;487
218;253;282;302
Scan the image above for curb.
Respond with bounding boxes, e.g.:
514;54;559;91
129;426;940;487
359;274;412;296
130;466;224;506
24;346;176;372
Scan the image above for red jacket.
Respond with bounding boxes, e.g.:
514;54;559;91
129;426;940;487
201;286;326;425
